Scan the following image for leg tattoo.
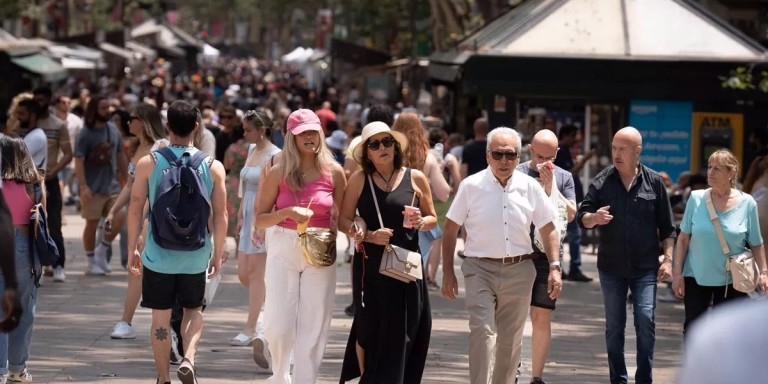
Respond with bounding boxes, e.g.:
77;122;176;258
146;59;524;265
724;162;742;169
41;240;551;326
155;327;169;341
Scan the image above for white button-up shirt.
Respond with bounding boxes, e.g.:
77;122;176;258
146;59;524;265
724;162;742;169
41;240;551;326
446;167;557;258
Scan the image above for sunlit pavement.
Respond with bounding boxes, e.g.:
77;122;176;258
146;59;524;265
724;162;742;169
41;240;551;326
27;205;683;383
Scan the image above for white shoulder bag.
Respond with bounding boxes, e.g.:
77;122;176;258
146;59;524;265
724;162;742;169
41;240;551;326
704;189;758;294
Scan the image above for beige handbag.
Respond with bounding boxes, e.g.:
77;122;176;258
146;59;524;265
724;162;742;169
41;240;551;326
368;175;423;283
704;189;759;294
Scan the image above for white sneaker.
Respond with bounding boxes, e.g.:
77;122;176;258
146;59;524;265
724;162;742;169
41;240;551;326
94;243;111;273
86;262;107;276
53;266;66;282
110;321;136;339
7;369;32;383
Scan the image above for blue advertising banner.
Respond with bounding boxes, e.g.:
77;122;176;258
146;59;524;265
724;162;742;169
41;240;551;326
629;100;693;182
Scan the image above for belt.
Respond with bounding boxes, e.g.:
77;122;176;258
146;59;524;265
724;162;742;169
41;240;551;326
478;254;534;264
13;225;28;236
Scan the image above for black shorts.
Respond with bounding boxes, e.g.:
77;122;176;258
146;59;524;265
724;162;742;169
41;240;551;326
140;266;206;310
530;254;556;310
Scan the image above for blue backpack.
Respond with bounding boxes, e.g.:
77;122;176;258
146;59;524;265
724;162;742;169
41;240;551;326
151;147;211;251
28;184;60;286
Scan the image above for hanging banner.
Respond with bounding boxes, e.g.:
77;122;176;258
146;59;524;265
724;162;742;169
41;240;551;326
630;100;693;182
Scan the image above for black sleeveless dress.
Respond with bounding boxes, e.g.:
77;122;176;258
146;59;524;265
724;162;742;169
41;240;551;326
340;169;432;384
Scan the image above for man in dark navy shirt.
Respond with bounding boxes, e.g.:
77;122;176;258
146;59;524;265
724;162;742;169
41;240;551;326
578;127;675;384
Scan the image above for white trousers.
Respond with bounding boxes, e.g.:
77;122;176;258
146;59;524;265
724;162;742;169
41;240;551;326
264;226;337;384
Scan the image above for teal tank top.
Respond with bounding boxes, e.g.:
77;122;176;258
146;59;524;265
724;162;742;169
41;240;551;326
142;146;214;274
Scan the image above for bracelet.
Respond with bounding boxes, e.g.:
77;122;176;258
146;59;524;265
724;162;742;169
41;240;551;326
417;218;425;230
275;210;284;222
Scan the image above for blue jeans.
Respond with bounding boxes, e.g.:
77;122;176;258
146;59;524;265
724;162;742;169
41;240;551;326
599;268;657;384
566;221;581;273
418;226;442;265
0;229;39;375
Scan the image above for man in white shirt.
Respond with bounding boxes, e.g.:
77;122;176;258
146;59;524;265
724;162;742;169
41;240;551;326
441;127;562;384
16;99;47;170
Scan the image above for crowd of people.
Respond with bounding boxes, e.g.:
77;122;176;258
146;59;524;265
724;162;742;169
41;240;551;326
0;61;764;384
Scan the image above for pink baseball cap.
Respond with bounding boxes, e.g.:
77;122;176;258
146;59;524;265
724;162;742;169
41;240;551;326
287;109;323;135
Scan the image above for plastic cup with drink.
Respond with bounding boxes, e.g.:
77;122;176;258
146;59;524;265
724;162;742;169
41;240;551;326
403;192;420;228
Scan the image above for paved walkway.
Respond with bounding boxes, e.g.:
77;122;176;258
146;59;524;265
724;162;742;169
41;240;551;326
24;206;684;383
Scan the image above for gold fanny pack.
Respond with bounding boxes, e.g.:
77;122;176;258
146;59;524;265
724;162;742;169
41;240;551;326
297;221;337;267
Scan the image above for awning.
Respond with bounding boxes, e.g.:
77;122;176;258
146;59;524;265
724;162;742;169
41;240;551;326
202;43;219;57
99;42;135;61
11;53;67;82
60;57;97;70
428;63;462;83
125;41;157;60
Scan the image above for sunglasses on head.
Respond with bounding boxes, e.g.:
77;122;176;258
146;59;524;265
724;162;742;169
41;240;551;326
367;136;396;150
489;150;518;161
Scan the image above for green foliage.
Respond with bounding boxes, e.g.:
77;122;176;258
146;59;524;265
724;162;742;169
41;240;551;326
720;65;768;93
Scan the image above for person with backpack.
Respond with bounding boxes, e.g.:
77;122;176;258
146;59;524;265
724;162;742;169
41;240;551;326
74;97;128;276
0;136;46;382
126;100;227;384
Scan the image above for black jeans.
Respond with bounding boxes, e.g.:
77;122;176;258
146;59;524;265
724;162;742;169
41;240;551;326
45;178;66;268
683;276;746;334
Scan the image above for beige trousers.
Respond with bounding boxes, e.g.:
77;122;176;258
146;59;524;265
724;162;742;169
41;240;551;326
462;257;536;384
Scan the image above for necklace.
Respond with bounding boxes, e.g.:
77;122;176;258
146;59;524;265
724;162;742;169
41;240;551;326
376;168;396;191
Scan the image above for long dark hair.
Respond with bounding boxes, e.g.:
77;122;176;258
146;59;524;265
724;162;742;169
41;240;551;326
360;137;404;175
0;136;43;183
84;97;106;127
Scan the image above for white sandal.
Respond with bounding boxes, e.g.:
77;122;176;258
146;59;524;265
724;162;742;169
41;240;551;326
229;332;256;346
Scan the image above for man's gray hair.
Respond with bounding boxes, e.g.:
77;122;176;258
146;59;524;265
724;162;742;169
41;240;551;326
487;127;522;154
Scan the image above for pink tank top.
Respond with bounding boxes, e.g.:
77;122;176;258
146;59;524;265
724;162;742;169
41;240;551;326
2;181;34;225
275;173;334;229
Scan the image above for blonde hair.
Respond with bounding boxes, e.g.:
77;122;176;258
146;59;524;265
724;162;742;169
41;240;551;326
281;130;336;191
6;92;33;135
132;103;166;143
709;149;739;187
392;112;429;170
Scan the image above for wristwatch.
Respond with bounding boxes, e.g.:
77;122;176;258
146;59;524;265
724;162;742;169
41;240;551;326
549;260;561;271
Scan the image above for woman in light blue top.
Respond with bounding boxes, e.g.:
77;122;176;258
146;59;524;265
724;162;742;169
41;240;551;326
230;110;280;347
672;149;768;333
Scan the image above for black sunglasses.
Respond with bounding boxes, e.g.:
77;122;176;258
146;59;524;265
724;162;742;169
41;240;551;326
220;114;234;119
489;150;518;161
367;136;396;151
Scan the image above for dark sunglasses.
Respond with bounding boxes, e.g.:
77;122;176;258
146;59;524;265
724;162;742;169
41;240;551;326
220;114;234;119
367;136;396;151
489;150;518;161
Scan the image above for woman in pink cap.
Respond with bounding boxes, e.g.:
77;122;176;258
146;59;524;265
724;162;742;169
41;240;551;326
254;109;347;383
